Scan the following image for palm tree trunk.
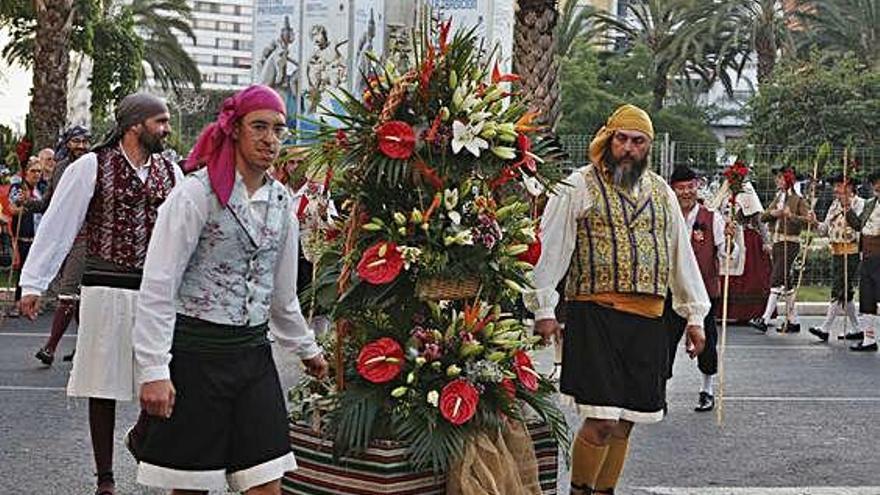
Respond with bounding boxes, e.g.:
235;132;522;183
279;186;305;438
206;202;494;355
651;63;669;112
514;0;561;131
30;0;74;150
755;31;777;84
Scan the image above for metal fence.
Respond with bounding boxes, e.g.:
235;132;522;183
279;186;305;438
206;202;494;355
557;135;880;293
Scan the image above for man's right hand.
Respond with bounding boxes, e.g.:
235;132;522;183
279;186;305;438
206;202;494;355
19;295;41;320
140;379;176;419
534;318;562;346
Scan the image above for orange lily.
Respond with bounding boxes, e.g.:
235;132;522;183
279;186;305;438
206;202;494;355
514;111;542;133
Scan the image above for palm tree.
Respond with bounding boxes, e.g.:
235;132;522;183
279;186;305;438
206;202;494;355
590;0;708;111
30;0;75;149
514;0;561;130
126;0;201;94
1;0;200;133
701;0;793;84
795;0;880;69
555;0;600;58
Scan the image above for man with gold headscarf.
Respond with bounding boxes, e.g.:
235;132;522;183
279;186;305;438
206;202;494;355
524;105;709;495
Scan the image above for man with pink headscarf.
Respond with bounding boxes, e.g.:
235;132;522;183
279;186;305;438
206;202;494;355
131;84;328;494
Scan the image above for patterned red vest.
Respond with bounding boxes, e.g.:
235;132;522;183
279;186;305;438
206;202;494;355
85;147;176;270
691;206;720;298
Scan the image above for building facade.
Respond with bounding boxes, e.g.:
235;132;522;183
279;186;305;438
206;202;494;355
186;0;255;90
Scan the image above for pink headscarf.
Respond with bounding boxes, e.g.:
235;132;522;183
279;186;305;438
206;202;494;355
186;84;286;206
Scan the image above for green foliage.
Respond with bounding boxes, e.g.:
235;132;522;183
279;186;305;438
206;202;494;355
795;0;880;70
747;53;880;149
558;40;718;147
90;12;144;119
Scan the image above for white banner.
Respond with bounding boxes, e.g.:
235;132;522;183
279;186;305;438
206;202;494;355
299;0;351;132
252;0;301;121
351;0;386;94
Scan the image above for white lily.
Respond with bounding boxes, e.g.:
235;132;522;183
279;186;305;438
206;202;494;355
444;188;459;210
451;120;489;157
448;211;462;225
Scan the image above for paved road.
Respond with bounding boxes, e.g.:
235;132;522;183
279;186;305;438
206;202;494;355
1;314;878;494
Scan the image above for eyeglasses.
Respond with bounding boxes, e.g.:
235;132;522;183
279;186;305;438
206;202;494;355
69;137;90;145
245;121;290;141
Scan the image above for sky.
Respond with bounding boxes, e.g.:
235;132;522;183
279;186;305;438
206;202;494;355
0;30;33;134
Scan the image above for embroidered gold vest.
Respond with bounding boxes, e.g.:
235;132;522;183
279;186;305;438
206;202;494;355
565;165;670;299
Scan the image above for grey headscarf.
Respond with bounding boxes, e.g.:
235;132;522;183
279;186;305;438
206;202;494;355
93;93;169;151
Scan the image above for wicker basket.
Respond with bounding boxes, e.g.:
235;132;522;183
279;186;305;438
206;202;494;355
415;276;480;301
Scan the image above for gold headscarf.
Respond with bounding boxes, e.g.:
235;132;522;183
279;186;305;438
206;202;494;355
588;104;655;167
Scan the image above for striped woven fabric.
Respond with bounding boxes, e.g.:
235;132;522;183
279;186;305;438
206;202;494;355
283;421;559;495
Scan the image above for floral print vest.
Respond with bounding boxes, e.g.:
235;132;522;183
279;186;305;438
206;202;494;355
176;169;292;326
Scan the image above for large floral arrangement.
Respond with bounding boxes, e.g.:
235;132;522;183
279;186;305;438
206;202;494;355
291;18;568;474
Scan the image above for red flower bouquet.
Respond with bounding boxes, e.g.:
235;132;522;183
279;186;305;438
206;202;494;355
356;337;405;383
356;241;404;285
439;379;480;425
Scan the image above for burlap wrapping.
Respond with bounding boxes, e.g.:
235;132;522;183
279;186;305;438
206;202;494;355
446;420;541;495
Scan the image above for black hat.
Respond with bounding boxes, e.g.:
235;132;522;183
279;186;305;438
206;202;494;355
827;172;857;190
669;165;697;183
771;164;795;175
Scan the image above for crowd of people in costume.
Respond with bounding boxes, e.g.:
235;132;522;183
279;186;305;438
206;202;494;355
4;85;878;495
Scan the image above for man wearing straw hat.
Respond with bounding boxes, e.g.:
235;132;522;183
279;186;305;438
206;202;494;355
131;84;327;494
665;165;737;413
18;93;182;495
524;104;709;495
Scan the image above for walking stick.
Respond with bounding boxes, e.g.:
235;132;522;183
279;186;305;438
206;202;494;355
792;159;821;316
717;208;735;426
842;148;850;336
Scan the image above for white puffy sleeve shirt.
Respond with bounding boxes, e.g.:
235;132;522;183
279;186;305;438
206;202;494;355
133;175;322;385
523;167;711;327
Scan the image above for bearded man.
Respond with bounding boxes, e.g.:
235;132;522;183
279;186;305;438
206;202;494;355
35;125;93;365
524;104;709;495
19;94;183;495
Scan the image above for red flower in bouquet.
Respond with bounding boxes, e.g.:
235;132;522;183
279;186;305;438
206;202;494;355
356;337;405;383
512;133;537;174
414;159;444;190
500;378;516;401
376;121;416;160
439;19;452;54
722;160;750;204
439;379;480;425
357;241;404;285
15;138;32;166
491;62;521;84
517;238;542;266
513;350;539;392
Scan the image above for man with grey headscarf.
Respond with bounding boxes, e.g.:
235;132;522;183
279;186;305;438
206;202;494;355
18;94;183;495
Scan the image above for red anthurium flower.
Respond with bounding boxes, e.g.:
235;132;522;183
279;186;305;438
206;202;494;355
439;379;480;425
357;241;404;285
517;238;542;266
356;337;405;383
376;121;416;160
513;350;539;392
491;62;521;84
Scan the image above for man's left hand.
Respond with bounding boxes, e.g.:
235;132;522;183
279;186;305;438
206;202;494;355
303;354;329;380
724;222;737;239
685;325;706;358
